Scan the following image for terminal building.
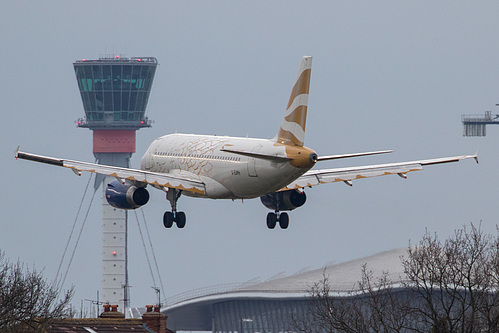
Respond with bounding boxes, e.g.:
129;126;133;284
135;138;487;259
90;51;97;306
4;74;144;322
161;248;406;332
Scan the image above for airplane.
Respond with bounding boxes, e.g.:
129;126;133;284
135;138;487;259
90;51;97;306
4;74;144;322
15;56;478;229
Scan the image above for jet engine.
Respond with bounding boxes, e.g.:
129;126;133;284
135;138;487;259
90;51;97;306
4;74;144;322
105;180;150;210
260;189;307;211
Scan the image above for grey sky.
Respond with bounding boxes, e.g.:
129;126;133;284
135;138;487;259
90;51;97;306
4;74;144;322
1;1;498;309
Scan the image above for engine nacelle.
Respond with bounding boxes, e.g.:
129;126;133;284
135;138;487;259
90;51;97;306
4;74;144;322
105;180;150;210
260;189;307;211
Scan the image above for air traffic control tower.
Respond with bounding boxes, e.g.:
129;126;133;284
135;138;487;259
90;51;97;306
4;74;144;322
73;55;158;309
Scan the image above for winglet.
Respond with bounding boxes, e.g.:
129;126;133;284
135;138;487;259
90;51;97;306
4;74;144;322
14;146;20;160
473;151;479;164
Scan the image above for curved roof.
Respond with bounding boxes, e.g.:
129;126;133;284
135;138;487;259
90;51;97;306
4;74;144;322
162;248;407;331
236;247;407;294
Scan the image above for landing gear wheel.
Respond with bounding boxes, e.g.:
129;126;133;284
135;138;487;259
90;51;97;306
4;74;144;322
175;212;186;228
164;188;186;230
267;213;277;229
163;212;174;228
279;212;289;229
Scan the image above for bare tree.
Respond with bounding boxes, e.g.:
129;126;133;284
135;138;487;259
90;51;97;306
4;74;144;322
295;266;415;333
402;223;499;332
0;251;74;332
297;223;499;333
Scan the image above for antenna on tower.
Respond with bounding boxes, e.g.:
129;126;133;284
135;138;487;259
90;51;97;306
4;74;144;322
152;286;161;307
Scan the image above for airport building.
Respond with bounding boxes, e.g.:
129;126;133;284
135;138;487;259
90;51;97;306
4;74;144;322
161;248;406;332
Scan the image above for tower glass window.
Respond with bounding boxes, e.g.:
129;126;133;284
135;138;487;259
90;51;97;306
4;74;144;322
74;57;158;129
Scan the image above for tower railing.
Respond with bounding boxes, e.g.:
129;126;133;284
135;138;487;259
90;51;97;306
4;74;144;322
76;117;154;130
462;111;499;137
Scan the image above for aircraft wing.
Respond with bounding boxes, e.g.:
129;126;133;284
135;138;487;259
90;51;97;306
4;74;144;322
15;149;206;194
281;154;478;190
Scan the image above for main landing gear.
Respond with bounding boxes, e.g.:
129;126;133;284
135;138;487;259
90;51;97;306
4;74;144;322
266;211;289;229
163;189;187;229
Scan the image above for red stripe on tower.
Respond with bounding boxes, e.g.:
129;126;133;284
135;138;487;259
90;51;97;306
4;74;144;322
93;130;136;153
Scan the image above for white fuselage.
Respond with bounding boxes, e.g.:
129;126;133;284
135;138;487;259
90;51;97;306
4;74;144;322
140;134;312;199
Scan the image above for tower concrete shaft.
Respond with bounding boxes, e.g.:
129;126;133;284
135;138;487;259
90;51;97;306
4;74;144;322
95;153;131;310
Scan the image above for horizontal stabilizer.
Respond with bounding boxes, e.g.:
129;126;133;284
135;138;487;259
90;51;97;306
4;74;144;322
220;148;291;162
316;150;393;161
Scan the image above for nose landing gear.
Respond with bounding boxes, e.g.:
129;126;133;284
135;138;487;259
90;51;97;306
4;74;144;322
163;189;187;229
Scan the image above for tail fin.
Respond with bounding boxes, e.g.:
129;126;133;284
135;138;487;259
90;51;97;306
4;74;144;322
276;56;312;147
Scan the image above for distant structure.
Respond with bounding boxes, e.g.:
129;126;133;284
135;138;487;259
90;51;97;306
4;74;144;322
462;107;499;136
160;249;407;332
73;55;158;309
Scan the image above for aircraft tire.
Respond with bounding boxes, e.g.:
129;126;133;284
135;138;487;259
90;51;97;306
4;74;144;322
266;213;277;229
279;213;289;229
176;212;186;228
163;212;174;228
